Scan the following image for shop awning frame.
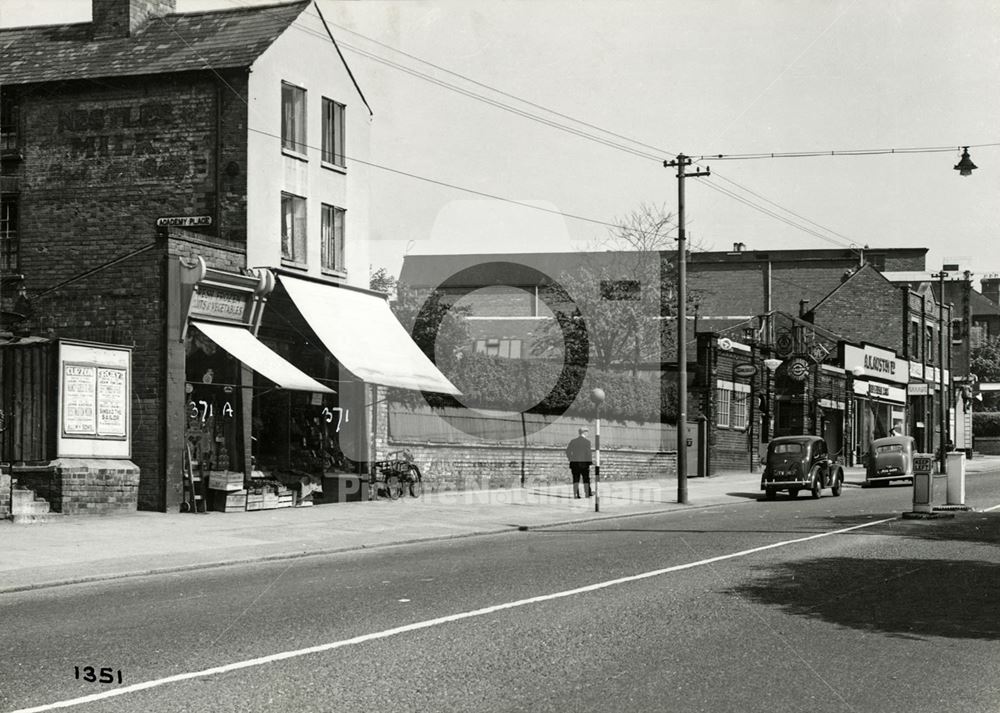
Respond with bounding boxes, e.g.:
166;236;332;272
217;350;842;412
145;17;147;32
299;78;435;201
191;321;333;393
278;274;461;395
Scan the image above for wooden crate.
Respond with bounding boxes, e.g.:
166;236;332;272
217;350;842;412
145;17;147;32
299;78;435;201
209;471;245;492
212;490;247;512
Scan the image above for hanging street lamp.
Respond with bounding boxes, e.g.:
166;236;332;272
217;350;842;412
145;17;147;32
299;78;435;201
954;147;977;176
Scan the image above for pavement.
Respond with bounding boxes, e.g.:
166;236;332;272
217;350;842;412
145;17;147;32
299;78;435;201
2;458;997;595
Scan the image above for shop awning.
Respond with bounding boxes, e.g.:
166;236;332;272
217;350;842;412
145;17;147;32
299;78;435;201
280;275;461;395
192;321;333;393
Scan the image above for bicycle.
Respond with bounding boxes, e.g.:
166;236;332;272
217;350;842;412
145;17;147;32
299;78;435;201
371;449;423;499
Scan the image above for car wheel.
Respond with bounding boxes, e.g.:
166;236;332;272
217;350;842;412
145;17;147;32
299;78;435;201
765;488;776;500
810;477;821;499
832;474;843;496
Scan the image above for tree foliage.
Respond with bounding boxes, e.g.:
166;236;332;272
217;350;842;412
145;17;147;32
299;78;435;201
970;336;1000;411
389;353;679;423
972;412;1000;437
390;286;470;376
369;266;399;296
531;203;688;372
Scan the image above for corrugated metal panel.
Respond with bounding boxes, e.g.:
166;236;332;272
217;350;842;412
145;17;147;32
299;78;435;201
0;341;55;462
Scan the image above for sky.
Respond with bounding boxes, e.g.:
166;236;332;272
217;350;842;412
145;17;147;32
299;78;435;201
3;0;999;283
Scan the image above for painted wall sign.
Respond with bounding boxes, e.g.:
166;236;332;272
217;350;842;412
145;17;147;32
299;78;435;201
156;215;213;228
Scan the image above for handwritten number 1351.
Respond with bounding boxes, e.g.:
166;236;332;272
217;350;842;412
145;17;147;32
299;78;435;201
75;666;123;684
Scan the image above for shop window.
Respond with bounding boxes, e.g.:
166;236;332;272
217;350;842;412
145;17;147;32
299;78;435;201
281;82;307;155
321;97;345;168
281;192;307;264
185;331;245;475
321;203;345;273
716;387;731;428
730;387;749;430
0;194;18;272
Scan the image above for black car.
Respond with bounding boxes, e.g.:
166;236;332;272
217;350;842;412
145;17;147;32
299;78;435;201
760;435;844;500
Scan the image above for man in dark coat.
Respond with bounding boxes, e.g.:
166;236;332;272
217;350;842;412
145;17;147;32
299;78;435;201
566;427;593;498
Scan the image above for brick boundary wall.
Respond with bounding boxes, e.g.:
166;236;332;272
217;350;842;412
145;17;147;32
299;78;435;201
13;460;140;515
387;441;675;493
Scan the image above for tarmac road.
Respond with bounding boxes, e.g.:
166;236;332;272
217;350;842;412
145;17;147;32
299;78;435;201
2;471;1000;713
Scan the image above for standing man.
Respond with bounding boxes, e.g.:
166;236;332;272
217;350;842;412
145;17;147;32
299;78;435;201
566;427;593;498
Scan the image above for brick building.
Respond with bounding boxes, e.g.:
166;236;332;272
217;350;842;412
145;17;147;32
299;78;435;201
0;0;455;513
398;246;928;359
398;247;958;474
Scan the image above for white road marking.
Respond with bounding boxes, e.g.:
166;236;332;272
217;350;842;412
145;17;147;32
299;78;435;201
12;517;896;713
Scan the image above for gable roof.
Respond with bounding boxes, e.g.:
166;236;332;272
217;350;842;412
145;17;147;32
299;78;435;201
805;263;897;315
0;1;311;85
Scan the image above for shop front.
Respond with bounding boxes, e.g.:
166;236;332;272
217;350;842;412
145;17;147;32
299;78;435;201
172;257;459;513
842;343;910;464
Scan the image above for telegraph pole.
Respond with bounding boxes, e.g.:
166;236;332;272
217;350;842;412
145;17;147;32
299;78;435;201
664;154;709;504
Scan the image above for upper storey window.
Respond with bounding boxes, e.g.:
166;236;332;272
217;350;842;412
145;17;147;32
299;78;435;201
322;98;345;168
281;83;307;156
0;90;18;152
281;193;307;265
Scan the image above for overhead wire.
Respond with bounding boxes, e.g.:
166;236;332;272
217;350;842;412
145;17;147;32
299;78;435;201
172;2;988;255
284;6;896;253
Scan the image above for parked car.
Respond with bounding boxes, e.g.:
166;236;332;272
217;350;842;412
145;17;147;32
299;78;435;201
865;435;916;487
760;435;844;500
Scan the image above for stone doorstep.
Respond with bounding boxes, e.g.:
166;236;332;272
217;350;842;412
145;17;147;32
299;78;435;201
12;511;64;524
10;487;54;521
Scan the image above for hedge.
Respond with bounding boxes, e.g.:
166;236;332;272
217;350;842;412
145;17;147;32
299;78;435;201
389;353;678;424
972;412;1000;437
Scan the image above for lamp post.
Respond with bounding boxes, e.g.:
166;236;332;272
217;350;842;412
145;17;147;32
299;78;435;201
932;270;949;474
589;388;605;512
763;358;782;444
664;154;709;504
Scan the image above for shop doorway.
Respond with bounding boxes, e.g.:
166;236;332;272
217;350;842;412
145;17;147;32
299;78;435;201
820;410;844;459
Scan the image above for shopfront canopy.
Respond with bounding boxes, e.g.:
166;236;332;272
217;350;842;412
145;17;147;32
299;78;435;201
279;275;461;395
192;321;333;393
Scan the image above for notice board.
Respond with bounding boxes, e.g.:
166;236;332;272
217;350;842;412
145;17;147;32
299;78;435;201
57;340;132;458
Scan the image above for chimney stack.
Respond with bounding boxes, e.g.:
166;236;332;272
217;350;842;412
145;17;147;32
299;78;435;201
92;0;176;40
981;277;1000;305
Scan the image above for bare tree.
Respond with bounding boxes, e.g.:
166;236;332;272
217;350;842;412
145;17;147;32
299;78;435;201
532;203;687;374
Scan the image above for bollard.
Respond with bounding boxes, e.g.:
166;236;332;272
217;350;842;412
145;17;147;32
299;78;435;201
946;451;966;506
912;453;935;514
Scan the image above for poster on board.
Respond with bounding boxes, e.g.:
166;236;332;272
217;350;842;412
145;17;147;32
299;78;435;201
57;341;132;459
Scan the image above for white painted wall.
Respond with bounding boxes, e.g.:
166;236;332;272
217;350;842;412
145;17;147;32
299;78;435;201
245;1;372;289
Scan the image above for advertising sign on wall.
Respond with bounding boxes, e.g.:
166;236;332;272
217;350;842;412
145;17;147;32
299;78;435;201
57;341;132;458
842;343;909;385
